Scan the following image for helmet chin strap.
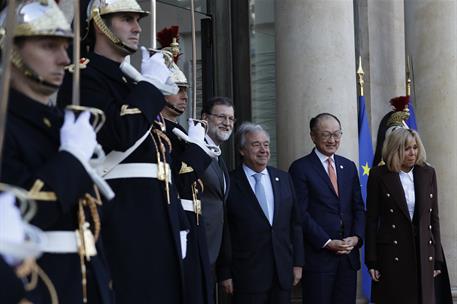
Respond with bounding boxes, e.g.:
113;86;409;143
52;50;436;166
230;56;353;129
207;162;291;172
165;101;185;115
11;49;60;93
92;8;137;55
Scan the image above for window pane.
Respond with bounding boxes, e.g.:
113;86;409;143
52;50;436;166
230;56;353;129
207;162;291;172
249;0;277;165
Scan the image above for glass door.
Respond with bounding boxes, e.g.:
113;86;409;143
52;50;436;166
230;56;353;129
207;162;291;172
134;0;213;126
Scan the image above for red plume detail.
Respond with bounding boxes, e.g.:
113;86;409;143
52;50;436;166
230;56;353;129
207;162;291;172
157;26;181;63
157;26;180;49
390;96;409;111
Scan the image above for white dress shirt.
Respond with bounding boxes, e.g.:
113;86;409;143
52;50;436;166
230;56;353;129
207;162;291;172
399;169;415;220
314;148;337;178
242;164;274;224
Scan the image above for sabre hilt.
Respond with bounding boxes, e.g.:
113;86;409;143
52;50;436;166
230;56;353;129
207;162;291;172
66;105;106;133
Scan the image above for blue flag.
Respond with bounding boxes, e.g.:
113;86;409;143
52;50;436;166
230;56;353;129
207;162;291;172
406;98;418;130
358;95;374;300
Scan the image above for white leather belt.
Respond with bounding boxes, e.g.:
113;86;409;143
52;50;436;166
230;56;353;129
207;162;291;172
104;163;172;182
43;231;78;253
181;199;194;212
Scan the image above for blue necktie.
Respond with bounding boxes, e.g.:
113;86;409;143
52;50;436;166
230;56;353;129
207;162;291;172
253;173;270;223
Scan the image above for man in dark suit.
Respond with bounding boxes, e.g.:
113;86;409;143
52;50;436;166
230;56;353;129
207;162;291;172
219;122;304;303
199;97;234;287
288;113;365;304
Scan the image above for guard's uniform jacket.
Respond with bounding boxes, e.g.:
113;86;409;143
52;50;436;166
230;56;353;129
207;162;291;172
58;52;189;304
165;119;213;304
1;89;113;304
0;256;25;304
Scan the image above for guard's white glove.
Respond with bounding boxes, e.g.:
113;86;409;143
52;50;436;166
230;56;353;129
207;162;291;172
172;119;221;159
60;111;97;163
141;47;170;84
187;119;206;142
119;47;178;95
59;111;115;200
0;192;25;265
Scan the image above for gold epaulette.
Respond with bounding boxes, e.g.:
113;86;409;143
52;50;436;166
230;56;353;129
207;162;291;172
28;179;57;201
120;105;142;116
179;162;194;174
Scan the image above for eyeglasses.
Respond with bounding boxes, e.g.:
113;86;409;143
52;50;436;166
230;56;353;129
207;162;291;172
207;113;236;123
319;131;343;141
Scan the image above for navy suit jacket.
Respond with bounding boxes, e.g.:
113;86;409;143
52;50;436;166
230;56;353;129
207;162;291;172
219;165;304;293
288;150;365;272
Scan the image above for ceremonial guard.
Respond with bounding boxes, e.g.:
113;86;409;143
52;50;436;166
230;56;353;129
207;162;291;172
57;1;189;303
158;26;218;304
0;1;113;303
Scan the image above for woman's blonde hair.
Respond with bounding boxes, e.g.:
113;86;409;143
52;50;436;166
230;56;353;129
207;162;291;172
382;128;426;172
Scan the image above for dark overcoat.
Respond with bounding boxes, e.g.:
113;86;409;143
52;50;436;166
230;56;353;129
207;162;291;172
57;53;188;303
365;164;443;304
2;89;113;304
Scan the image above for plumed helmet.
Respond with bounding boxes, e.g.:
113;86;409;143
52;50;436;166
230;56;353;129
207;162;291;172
169;62;189;88
0;0;72;40
373;96;411;166
157;26;189;88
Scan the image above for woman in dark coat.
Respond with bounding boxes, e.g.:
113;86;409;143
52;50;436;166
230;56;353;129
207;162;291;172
365;128;444;304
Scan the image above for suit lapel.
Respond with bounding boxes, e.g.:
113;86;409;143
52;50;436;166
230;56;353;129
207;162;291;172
267;167;280;226
235;167;270;224
381;170;411;220
219;157;230;201
208;159;224;198
310;151;339;198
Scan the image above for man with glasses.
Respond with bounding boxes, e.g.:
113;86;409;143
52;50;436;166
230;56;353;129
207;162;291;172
288;113;365;304
200;97;235;297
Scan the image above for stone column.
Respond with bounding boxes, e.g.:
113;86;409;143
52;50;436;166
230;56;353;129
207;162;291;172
366;0;406;140
276;1;366;302
405;1;457;301
275;0;358;169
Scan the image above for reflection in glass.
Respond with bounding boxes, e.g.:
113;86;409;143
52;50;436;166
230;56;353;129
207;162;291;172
155;0;207;15
249;0;277;166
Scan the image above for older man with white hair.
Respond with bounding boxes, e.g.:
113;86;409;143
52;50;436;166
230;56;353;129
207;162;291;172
218;122;303;303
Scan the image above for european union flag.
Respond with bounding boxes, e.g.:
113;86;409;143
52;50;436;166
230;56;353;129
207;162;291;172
358;95;374;300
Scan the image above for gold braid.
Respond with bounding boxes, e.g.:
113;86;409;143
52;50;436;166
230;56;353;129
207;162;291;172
16;260;59;304
77;200;88;303
76;186;102;303
149;127;173;204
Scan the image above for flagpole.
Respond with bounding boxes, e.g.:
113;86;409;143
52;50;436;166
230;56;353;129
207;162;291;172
0;0;17;178
150;0;156;49
356;56;364;97
72;0;81;106
406;55;412;97
190;0;197;118
356;55;373;302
